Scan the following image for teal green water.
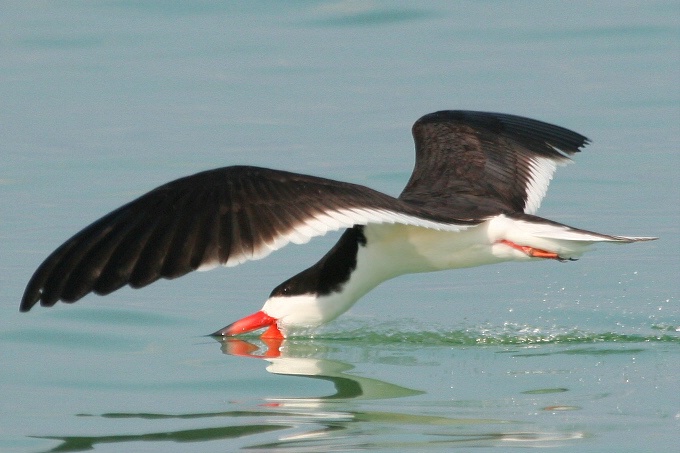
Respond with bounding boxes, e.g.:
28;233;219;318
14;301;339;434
3;324;678;452
2;1;678;452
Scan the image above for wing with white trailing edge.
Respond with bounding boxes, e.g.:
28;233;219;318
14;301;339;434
401;110;590;216
21;166;475;311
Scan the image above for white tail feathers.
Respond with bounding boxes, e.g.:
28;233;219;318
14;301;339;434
488;214;657;261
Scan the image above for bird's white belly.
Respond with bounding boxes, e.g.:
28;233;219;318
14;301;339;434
271;219;558;331
362;222;509;276
271;224;499;330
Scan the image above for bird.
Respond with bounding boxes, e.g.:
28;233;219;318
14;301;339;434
20;110;656;339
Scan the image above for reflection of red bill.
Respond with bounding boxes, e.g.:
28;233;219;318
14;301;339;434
222;338;283;359
543;405;580;411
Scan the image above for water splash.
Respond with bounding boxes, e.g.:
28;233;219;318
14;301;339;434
285;320;680;346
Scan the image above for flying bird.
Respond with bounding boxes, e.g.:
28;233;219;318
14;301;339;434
20;111;656;338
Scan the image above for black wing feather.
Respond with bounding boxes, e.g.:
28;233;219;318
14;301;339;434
21;165;472;312
401;110;589;215
22;111;586;312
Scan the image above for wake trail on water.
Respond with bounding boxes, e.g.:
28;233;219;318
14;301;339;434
282;320;680;346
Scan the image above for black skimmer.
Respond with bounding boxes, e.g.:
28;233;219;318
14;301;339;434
20;111;656;339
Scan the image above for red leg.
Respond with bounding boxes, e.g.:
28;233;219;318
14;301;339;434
499;239;561;259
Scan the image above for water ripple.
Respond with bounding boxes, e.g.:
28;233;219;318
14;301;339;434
289;321;680;346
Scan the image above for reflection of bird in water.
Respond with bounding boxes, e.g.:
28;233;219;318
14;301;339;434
219;338;586;448
21;111;655;338
222;337;424;401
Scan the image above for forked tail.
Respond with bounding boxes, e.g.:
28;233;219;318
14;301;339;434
492;214;657;261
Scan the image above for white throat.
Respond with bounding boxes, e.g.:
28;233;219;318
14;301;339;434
261;228;408;330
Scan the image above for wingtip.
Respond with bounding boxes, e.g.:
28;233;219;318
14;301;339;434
19;292;38;313
608;235;659;243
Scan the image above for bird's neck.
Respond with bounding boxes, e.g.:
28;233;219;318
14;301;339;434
268;227;366;297
263;227;391;329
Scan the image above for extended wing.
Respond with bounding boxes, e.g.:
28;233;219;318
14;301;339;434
400;110;589;216
21;165;474;311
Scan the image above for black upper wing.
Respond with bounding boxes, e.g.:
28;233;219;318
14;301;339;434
400;110;589;216
21;165;475;311
21;110;588;312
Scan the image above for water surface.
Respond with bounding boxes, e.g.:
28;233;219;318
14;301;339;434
2;1;678;452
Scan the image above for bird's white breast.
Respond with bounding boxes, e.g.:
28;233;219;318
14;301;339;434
262;216;578;332
360;221;507;274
